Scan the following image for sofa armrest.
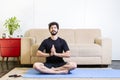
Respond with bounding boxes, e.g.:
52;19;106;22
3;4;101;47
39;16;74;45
94;37;112;64
21;37;35;64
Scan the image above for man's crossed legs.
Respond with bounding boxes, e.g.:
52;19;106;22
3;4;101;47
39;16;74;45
33;62;77;74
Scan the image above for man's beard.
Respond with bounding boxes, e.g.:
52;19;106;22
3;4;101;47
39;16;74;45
50;30;58;35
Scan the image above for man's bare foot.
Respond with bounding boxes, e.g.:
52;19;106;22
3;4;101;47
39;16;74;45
51;67;71;74
51;67;61;71
56;69;69;74
51;67;56;70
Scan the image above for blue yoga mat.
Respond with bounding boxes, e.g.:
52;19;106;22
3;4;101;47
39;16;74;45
23;68;120;78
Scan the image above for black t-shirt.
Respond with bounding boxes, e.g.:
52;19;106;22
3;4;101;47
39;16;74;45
38;37;69;63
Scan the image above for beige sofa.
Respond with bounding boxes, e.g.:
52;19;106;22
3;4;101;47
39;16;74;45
21;28;112;66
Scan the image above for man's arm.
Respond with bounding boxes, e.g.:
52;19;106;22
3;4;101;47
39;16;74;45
50;45;70;58
36;50;50;57
54;51;70;58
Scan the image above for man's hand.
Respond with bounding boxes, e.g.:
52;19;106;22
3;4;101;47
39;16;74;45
50;45;56;56
50;44;70;58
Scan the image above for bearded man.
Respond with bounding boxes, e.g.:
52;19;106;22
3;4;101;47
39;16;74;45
33;22;77;74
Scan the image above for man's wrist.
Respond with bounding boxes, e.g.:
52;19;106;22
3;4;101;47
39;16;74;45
54;52;57;56
49;53;51;56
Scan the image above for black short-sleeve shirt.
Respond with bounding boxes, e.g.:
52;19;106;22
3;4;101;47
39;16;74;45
38;37;70;63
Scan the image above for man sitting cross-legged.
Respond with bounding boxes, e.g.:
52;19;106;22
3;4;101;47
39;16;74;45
33;22;77;74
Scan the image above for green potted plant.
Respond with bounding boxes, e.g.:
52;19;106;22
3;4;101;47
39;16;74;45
3;16;20;37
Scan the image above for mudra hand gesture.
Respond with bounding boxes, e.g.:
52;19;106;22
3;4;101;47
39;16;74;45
50;45;56;56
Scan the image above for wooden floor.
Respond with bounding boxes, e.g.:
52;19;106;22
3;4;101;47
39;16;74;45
0;60;120;78
0;61;27;77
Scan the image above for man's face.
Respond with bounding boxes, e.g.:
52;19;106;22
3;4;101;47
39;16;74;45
49;25;58;36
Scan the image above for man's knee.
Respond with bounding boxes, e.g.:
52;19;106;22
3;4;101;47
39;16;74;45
68;62;77;69
33;62;43;68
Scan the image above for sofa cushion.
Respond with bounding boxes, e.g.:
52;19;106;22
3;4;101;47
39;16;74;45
64;57;101;64
69;44;102;57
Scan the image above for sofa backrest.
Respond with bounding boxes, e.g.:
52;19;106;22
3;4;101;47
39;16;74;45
24;29;50;44
58;29;75;44
75;29;101;44
58;29;101;44
24;28;101;44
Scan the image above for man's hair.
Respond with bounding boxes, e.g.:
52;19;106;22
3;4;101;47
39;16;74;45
48;22;59;30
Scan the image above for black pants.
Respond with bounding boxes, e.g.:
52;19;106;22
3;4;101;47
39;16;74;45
44;62;67;68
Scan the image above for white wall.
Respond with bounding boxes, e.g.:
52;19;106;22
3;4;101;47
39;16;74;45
0;0;34;35
0;0;120;60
